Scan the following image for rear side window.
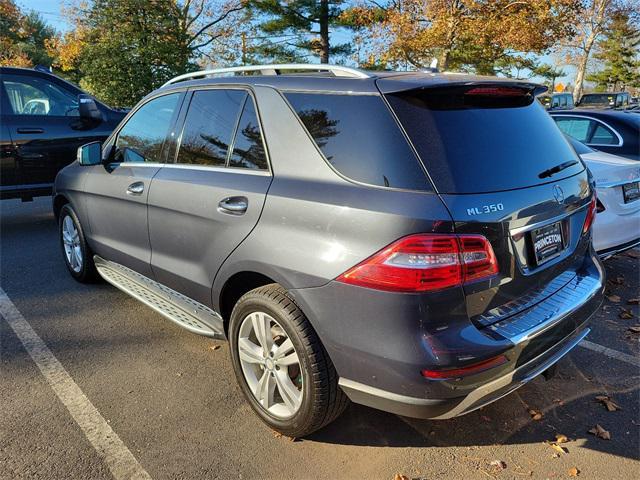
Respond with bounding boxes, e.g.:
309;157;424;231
285;93;431;191
591;124;617;145
116;93;180;163
177;89;245;167
229;96;268;170
386;89;584;194
554;117;591;142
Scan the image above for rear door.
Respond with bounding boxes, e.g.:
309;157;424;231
83;91;183;277
381;82;592;329
147;87;272;306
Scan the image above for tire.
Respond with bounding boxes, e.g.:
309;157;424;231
229;284;348;437
59;204;99;283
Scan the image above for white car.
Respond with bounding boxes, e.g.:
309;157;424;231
567;136;640;258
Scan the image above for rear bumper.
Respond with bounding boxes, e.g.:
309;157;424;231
597;237;640;260
339;326;590;419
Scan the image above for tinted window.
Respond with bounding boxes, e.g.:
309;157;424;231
386;89;584;194
285;93;430;191
177;89;245;167
116;93;180;163
2;74;79;116
229;97;268;170
554;117;591;142
591;124;617;144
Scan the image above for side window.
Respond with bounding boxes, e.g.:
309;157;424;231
552;97;560;108
176;89;245;167
559;96;567;108
115;93;180;163
554;117;591;142
229;96;268;170
567;96;575;108
590;124;618;145
2;74;79;116
285;93;430;191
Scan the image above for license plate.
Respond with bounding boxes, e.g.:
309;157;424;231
623;181;640;203
532;221;565;265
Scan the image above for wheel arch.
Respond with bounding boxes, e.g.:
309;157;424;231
53;194;70;221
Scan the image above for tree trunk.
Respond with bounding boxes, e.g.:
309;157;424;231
319;0;329;63
573;33;596;103
438;49;450;71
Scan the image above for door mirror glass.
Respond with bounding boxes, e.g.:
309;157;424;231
77;141;102;166
78;94;103;123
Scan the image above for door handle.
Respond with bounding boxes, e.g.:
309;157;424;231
126;181;144;196
218;196;248;215
17;128;44;134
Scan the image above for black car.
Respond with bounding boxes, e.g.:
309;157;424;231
551;109;640;161
578;92;631;109
0;67;126;201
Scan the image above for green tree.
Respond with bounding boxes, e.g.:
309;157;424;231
248;1;351;63
532;63;567;91
0;0;55;67
53;0;246;107
588;10;640;91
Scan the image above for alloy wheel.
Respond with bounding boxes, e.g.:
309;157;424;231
62;215;83;273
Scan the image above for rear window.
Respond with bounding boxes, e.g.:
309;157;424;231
385;88;584;194
285;93;432;191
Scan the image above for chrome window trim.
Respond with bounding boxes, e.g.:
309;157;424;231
117;162;271;176
550;113;624;147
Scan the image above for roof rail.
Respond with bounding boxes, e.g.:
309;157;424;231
162;63;371;87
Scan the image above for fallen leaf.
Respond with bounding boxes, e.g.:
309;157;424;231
568;467;580;477
210;345;221;351
529;409;543;420
595;395;622;412
393;475;410;480
588;424;611;440
625;250;640;259
481;415;492;422
272;431;282;438
619;309;634;320
628;326;640;334
547;441;568;454
555;433;569;444
628;298;639;305
490;460;507;470
606;294;621;303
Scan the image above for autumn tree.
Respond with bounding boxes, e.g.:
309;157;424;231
587;10;640;91
343;1;580;74
0;0;56;67
48;0;247;107
247;1;352;63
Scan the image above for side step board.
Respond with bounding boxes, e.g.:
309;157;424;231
94;256;225;339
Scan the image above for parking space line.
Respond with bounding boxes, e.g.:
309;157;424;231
0;288;152;480
580;339;640;368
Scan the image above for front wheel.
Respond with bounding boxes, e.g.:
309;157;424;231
229;284;348;437
59;204;98;283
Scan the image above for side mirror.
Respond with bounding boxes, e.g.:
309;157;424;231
78;94;103;123
77;141;102;166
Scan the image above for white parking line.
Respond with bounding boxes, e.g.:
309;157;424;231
0;288;151;480
579;339;640;368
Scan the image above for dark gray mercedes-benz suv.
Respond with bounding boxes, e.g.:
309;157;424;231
53;64;604;437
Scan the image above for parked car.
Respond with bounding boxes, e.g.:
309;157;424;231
0;67;127;201
539;92;574;110
578;92;631;109
566;136;640;257
53;64;604;437
551;109;640;161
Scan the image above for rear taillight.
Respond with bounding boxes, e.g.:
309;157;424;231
336;234;498;292
421;354;508;380
582;193;598;235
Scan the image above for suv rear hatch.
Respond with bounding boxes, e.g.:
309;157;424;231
379;76;596;340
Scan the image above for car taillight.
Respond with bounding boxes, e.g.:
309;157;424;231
336;234;498;292
421;354;508;380
582;193;598;234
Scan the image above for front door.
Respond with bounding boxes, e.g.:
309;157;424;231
148;88;272;306
84;92;183;277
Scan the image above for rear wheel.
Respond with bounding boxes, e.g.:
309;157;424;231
229;284;348;437
59;204;98;283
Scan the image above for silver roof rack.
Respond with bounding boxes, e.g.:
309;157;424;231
162;63;371;87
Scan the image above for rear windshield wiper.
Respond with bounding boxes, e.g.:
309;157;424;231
538;160;579;179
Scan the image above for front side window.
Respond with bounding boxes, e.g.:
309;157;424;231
285;93;431;191
2;74;79;116
115;93;180;163
176;89;245;167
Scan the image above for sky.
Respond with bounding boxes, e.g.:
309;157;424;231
18;0;575;87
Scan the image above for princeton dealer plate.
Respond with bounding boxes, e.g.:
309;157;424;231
623;181;640;203
532;221;565;265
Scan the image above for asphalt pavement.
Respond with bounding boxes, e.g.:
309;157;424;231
1;197;638;480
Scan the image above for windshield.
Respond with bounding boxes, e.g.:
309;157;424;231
580;94;614;106
386;88;585;194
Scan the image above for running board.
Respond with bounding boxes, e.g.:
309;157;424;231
94;256;225;339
